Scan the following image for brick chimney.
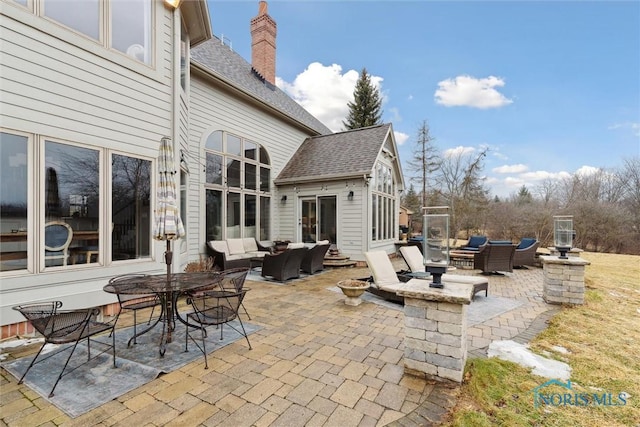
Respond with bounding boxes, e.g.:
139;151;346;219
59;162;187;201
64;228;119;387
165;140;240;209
250;1;277;85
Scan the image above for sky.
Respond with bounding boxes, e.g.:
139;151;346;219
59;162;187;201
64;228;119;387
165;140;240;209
205;1;640;198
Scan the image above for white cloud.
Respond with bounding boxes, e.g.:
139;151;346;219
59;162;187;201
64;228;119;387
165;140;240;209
434;75;513;109
493;164;529;174
575;165;600;176
407;94;413;101
394;131;409;146
608;122;640;137
276;63;384;133
388;107;402;123
443;146;475;158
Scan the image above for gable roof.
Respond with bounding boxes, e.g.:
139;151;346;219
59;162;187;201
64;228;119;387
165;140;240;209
275;124;394;184
190;37;331;136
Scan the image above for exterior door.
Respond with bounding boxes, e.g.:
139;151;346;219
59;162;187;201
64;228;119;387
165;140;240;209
300;196;336;244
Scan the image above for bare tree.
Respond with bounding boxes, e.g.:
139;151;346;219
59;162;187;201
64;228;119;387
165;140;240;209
434;147;489;240
405;120;440;207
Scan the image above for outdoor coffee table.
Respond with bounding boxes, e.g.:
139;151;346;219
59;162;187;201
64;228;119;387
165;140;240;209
103;272;221;356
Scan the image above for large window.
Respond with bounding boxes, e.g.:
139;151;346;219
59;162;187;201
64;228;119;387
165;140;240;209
16;0;153;65
0;131;153;273
371;162;396;241
204;131;271;241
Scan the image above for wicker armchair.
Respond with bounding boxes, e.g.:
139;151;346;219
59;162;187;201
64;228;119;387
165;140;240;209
261;246;309;282
473;243;516;274
300;242;330;275
513;238;540;268
12;301;116;397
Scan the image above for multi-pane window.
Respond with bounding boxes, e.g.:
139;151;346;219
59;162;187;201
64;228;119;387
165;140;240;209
204;131;271;241
0;131;153;274
371;162;396;241
15;0;153;65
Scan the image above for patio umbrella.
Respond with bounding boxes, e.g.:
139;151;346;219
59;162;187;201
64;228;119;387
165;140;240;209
153;136;185;277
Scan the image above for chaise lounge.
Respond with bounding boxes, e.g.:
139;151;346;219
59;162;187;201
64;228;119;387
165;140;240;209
398;246;488;298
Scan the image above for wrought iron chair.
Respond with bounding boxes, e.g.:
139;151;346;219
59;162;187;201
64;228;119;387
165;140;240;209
184;284;252;369
12;301;116;397
108;274;160;345
216;268;251;319
44;221;73;266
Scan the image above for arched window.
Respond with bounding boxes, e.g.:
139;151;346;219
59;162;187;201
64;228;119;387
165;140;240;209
204;131;271;241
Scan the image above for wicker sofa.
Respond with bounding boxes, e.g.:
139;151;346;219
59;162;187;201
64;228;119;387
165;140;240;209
206;238;272;270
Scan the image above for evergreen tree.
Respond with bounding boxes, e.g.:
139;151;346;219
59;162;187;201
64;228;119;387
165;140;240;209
343;68;383;130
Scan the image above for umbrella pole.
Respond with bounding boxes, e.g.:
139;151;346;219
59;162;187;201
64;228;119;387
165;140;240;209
165;240;174;345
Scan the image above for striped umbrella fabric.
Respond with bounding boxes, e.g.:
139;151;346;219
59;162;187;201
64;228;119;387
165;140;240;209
153;136;185;244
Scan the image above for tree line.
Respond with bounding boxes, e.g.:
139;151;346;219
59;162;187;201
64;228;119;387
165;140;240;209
403;121;640;255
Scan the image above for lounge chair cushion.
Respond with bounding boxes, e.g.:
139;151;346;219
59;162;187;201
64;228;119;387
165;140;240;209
242;238;259;253
399;246;424;272
227;238;246;255
365;251;399;286
517;237;537;250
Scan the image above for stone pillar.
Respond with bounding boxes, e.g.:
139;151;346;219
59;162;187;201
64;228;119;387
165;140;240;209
397;281;473;383
541;256;590;305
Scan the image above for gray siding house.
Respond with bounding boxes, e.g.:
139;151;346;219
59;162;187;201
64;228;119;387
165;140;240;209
0;0;403;335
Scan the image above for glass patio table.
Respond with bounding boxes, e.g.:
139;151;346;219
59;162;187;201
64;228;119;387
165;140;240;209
103;272;221;356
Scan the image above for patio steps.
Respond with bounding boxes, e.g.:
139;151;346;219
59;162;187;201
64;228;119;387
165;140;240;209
324;254;357;268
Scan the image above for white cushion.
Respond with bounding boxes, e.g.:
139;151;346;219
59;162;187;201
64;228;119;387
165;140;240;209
242;237;258;252
208;240;229;256
287;242;305;250
364;251;399;286
226;254;245;261
246;251;266;258
399;246;424;273
227;238;246;255
316;240;330;245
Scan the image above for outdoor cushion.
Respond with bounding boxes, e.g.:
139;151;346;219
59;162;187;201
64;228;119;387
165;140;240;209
517;237;537;250
466;235;487;248
365;251;399;286
242;238;259;253
399;246;424;272
287;242;305;249
227;238;246;255
208;240;229;256
316;240;330;245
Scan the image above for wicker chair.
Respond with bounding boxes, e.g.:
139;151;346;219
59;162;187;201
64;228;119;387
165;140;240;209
261;246;309;282
300;242;330;275
473;243;516;274
513;238;540;268
12;301;116;397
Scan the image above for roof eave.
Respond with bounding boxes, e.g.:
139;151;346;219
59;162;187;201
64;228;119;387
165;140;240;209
191;61;324;136
274;171;372;186
181;1;212;47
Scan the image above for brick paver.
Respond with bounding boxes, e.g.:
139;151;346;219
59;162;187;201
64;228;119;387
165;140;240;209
0;262;554;426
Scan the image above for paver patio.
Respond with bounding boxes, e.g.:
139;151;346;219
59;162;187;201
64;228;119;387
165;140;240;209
0;260;555;426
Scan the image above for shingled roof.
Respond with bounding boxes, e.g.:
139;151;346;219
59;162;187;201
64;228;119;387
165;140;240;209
275;124;393;184
191;37;332;136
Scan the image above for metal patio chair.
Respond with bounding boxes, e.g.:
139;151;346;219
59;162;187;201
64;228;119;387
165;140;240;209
108;274;161;345
12;301;116;397
185;287;252;369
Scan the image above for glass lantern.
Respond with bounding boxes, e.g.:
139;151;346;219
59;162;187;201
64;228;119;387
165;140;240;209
553;215;573;259
422;206;450;288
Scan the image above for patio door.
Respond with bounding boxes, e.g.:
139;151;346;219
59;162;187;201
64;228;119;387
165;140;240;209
300;196;336;244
